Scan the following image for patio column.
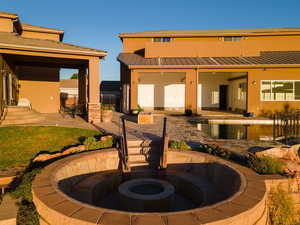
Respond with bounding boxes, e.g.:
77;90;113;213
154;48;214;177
78;67;87;112
185;69;197;114
130;69;138;111
87;57;100;123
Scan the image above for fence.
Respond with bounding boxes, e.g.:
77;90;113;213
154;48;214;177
273;110;300;143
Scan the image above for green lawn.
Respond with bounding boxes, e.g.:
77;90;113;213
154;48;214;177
0;126;99;168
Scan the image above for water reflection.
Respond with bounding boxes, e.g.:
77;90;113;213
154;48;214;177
197;123;273;140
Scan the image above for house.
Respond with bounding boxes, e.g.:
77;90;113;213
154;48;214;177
60;79;80;107
117;28;300;116
0;11;107;123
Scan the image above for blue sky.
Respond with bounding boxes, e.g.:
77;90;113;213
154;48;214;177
2;0;300;80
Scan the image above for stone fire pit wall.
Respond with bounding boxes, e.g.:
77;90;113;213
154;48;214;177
32;149;269;225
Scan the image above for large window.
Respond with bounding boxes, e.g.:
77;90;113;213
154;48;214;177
261;80;300;101
153;37;171;42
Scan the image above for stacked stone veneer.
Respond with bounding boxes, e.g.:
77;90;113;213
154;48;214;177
33;149;269;225
88;103;101;123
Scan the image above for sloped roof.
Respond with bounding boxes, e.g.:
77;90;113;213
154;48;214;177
22;24;64;34
0;11;18;19
119;28;300;38
118;51;300;68
0;32;106;57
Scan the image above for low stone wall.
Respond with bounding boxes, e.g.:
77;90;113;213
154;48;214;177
33;149;268;225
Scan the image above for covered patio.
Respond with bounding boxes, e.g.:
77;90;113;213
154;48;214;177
0;32;107;123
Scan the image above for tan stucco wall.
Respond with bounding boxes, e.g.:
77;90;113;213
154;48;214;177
247;68;300;115
18;66;60;113
21;31;60;41
122;35;300;58
0;18;13;32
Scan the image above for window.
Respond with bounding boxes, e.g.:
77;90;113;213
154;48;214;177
223;36;244;42
153;37;171;42
261;80;300;101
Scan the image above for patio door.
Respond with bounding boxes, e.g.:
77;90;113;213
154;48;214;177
219;85;228;110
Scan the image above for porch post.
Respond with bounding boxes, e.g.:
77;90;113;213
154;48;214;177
185;69;197;114
87;57;100;123
130;69;138;111
78;67;87;112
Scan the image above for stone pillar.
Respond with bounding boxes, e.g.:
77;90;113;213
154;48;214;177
87;57;100;123
78;67;87;113
185;69;197;114
130;69;138;111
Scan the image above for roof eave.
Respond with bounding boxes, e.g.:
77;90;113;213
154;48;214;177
125;64;300;69
0;43;107;57
119;32;300;38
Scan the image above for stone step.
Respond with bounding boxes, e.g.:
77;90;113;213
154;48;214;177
128;153;147;162
4;110;39;117
6;106;31;113
127;147;150;155
128;161;149;167
1;116;44;125
5;112;42;120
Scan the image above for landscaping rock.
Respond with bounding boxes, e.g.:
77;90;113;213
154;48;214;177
33;145;86;162
280;159;300;176
253;146;300;162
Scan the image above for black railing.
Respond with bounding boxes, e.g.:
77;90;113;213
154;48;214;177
273;110;300;143
160;117;168;170
119;118;130;172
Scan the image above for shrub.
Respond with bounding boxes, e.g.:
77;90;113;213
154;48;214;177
185;109;193;116
10;168;41;202
248;155;283;175
269;186;299;225
101;104;114;111
17;200;39;225
198;143;232;160
83;136;113;150
169;140;191;150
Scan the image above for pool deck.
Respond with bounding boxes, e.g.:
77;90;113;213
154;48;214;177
96;111;279;156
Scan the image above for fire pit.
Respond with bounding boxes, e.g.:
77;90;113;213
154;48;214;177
118;178;175;212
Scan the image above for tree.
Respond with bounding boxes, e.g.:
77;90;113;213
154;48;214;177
70;73;78;79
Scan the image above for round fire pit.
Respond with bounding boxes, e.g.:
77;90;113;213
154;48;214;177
118;178;175;212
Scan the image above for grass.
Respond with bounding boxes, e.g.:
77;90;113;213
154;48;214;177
0;126;99;168
269;186;300;225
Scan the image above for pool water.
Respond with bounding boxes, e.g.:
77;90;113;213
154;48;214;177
197;123;273;140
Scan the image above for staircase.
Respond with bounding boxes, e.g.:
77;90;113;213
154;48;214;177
127;139;161;170
1;106;45;125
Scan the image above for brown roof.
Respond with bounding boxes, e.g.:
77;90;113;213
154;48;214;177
0;32;106;57
119;28;300;38
60;79;78;88
117;51;300;68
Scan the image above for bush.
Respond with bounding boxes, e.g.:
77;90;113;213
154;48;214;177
248;155;283;175
269;186;299;225
10;168;41;202
185;109;193;116
169;140;191;150
17;200;39;225
83;136;113;150
198;143;232;160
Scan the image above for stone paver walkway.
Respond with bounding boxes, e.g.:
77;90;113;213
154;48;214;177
0;113;97;130
0;195;17;225
96;112;280;156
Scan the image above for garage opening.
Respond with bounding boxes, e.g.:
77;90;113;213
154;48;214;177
138;72;185;112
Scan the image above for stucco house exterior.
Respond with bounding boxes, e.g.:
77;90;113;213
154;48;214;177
0;11;107;123
117;28;300;116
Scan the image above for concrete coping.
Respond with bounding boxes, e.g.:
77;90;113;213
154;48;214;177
32;148;268;225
